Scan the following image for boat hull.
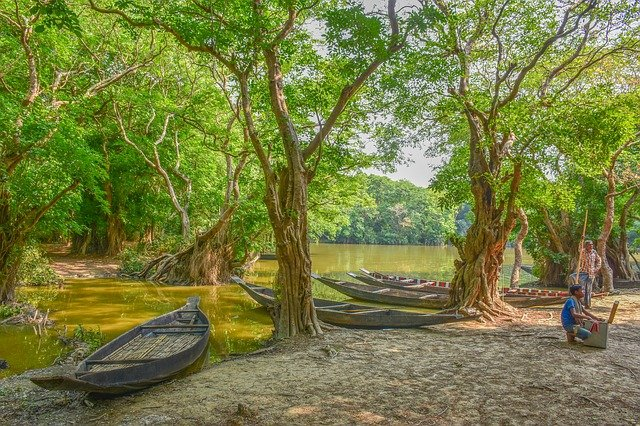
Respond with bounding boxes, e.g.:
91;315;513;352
231;277;475;328
31;297;210;395
312;275;449;309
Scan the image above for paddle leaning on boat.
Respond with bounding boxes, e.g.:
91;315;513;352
31;297;210;395
231;276;477;329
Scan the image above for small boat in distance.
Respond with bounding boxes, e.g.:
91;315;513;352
231;276;476;329
31;297;210;395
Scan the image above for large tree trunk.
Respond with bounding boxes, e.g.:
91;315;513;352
267;169;321;338
104;169;125;256
105;213;125;256
0;246;22;304
0;186;22;304
138;209;236;285
537;208;574;287
449;220;511;315
540;260;566;287
70;223;106;255
617;188;639;280
598;171;617;292
510;208;528;288
254;44;323;338
447;118;521;317
606;240;627;279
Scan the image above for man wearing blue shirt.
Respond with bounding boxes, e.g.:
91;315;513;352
561;285;604;342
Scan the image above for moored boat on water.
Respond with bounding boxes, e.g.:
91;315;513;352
349;269;451;294
356;268;606;300
312;274;450;309
31;297;210;395
231;276;476;328
314;274;582;308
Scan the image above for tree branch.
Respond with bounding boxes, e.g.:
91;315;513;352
497;0;597;109
22;180;80;233
303;0;403;160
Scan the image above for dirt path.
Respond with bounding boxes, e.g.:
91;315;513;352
1;292;639;425
44;244;120;278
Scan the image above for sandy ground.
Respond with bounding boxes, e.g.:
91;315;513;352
45;245;120;278
1;251;639;425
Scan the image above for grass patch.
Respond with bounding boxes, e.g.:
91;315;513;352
0;304;22;320
72;324;104;352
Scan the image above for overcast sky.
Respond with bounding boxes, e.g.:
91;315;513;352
365;146;446;188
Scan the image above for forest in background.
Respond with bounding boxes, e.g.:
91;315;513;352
2;0;640;335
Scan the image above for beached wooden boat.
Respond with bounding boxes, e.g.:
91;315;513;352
350;270;451;294
31;297;210;395
231;277;476;328
313;274;449;309
356;269;596;299
315;274;575;308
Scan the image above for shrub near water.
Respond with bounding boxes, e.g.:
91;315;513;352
118;236;190;274
0;304;21;320
17;286;60;310
17;245;62;286
73;324;105;352
118;248;146;274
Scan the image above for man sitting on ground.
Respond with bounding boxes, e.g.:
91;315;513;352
561;285;604;342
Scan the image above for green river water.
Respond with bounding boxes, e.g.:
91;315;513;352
0;243;532;379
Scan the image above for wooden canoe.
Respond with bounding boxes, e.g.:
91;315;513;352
351;269;451;294
31;297;210;395
316;274;579;308
231;276;476;328
356;269;606;301
312;274;450;309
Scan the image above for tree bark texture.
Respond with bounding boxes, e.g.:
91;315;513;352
259;48;321;338
448;121;522;315
597;171;616;292
0;243;22;304
138;226;235;285
510;208;528;288
617;188;639;280
0;186;22;303
106;213;125;256
538;208;573;286
268;169;320;338
103;151;125;256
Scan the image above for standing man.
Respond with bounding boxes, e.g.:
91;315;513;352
571;240;602;308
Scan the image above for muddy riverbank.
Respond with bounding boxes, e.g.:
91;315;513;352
1;290;639;425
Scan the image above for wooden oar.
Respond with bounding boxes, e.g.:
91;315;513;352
607;301;619;324
574;210;589;285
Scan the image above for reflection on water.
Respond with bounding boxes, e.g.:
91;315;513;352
250;243;533;303
1;279;272;379
0;243;531;379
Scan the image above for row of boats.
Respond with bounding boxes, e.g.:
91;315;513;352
30;269;601;396
328;268;580;308
233;267;602;330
